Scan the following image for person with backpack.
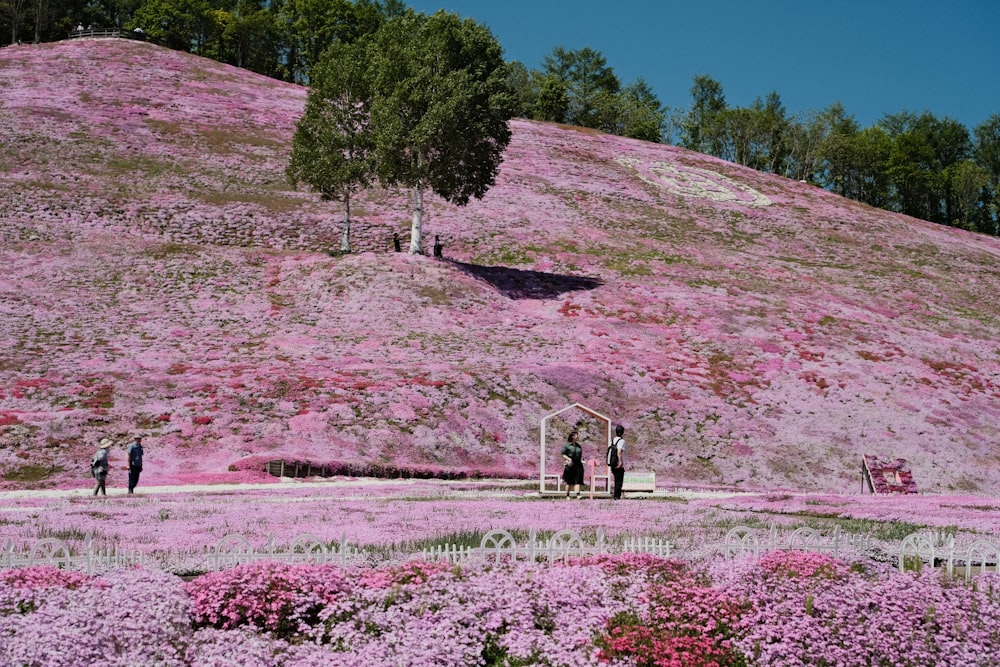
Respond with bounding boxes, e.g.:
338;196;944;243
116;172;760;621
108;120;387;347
125;435;144;495
608;424;626;500
91;438;112;496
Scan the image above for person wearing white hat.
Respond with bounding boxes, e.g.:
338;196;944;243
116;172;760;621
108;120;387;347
91;438;112;496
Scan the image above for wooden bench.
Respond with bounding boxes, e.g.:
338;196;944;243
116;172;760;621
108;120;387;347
621;471;656;493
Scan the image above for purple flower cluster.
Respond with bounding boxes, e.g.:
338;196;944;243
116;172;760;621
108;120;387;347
3;553;999;666
709;551;1000;666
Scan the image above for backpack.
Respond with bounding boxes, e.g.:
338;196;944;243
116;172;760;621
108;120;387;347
607;437;622;468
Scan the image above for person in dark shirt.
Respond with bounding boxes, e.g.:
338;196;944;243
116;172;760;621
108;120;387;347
125;435;144;495
607;424;626;499
561;430;584;499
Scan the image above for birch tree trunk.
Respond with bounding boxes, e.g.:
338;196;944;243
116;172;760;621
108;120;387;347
340;194;351;253
34;0;46;44
409;186;424;254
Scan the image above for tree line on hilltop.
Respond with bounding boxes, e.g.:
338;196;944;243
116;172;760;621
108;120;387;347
4;0;999;235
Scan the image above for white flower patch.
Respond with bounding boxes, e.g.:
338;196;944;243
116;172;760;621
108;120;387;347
617;157;772;207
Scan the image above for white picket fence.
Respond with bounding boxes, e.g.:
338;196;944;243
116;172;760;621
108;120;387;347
417;528;672;564
896;531;1000;580
721;525;873;560
0;536;155;574
208;533;364;571
1;527;997;580
0;533;364;575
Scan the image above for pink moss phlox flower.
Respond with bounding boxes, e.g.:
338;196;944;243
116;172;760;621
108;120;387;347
596;560;746;667
598;625;737;667
571;551;692;583
185;560;349;638
0;565;98;590
757;549;850;579
356;558;456;589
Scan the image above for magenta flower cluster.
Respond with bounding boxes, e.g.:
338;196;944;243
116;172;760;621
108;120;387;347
185;561;350;638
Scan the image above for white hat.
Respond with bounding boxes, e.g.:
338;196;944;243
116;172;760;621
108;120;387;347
99;438;113;448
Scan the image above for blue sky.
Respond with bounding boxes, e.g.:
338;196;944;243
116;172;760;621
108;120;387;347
406;0;999;132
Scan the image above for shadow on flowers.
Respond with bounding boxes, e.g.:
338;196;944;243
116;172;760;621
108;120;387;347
450;261;604;300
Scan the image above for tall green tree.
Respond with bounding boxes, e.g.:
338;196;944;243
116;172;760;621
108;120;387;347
847;126;893;208
504;60;533;118
681;74;727;157
287;38;375;253
369;10;515;254
881;111;971;224
532;74;569;123
974;115;1000;233
129;0;214;52
599;78;665;142
723;92;788;172
280;0;382;84
541;46;619;129
949;160;993;233
817;101;860;195
221;3;284;76
783;110;828;182
974;114;1000;184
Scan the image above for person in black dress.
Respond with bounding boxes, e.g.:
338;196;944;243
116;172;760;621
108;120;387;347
561;430;584;499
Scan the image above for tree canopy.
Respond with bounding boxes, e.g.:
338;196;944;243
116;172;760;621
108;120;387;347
367;10;514;253
286;8;515;254
287;37;375;253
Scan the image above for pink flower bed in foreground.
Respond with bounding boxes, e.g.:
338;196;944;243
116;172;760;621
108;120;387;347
2;552;999;666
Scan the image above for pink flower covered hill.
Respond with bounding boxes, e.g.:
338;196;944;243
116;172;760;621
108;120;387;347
2;39;1000;494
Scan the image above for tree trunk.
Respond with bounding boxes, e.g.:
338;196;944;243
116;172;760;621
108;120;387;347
34;0;45;44
340;194;351;254
9;0;26;44
409;186;424;254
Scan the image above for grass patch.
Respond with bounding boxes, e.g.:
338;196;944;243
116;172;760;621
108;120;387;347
142;242;201;259
3;464;64;483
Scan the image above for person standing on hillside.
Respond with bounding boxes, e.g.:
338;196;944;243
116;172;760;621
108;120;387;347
91;439;112;496
125;435;144;495
561;430;584;499
608;424;626;500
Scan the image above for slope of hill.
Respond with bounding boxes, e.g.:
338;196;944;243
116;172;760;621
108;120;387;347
3;39;1000;493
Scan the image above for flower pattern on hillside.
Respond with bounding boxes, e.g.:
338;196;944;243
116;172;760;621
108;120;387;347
616;157;773;207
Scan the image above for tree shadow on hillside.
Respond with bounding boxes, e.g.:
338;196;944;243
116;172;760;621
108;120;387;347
450;260;604;300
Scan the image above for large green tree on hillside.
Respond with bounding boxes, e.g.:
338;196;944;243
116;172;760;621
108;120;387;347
203;1;283;76
681;74;727;157
532;75;570;124
129;0;214;52
287;37;375;254
594;77;665;142
880;111;972;225
726;91;788;174
974;115;1000;233
369;10;515;254
541;46;620;129
278;0;383;84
